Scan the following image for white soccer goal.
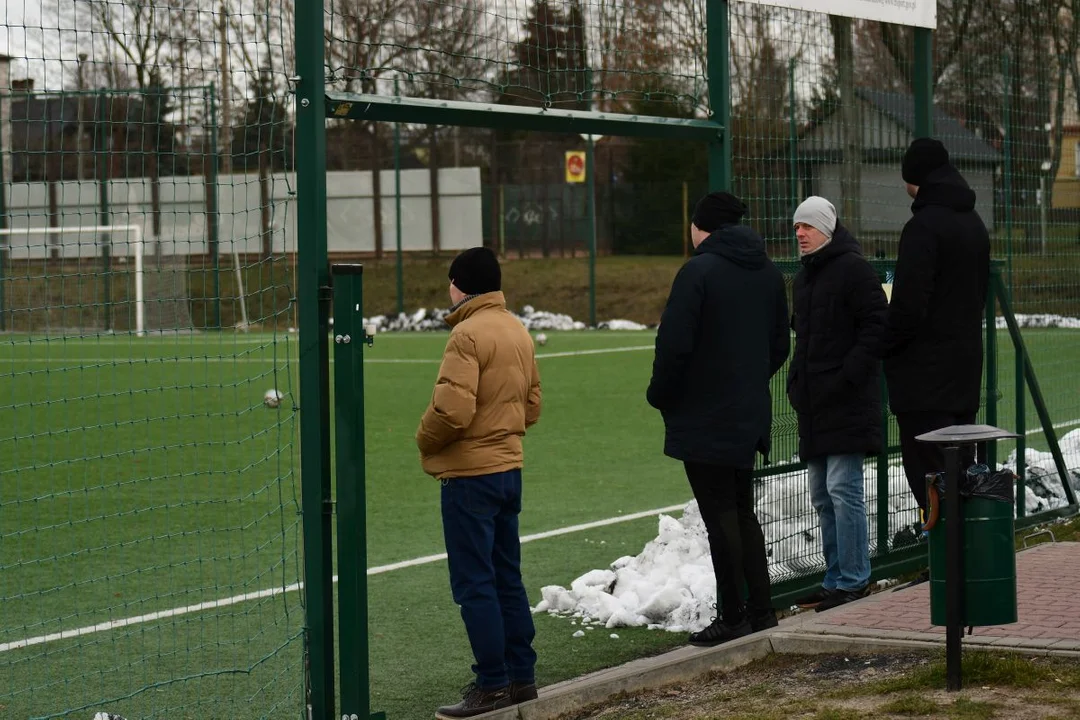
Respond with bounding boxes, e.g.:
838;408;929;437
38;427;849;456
0;225;146;336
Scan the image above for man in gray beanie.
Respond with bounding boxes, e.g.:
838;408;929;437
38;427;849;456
788;197;887;612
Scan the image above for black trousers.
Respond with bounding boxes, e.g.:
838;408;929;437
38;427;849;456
895;410;977;511
683;462;772;622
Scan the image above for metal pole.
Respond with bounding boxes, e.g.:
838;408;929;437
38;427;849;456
498;184;506;257
332;264;381;720
789;56;798;258
394;78;403;316
944;444;963;692
1016;331;1027;518
295;0;336;716
708;1;732;190
97;89;112;332
1039;176;1048;255
682;180;689;259
586;135;597;327
1003;53;1014;295
985;277;998;470
876;332;891;555
913;29;934;138
0;88;7;331
207;83;222;330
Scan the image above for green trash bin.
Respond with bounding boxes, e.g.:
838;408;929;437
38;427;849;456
927;466;1018;627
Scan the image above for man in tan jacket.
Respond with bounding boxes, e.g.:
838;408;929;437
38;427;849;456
417;247;542;719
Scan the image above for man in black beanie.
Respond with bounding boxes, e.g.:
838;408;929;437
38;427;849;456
883;137;990;516
647;191;790;646
417;246;543;718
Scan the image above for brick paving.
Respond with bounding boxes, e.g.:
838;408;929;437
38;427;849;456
786;541;1080;652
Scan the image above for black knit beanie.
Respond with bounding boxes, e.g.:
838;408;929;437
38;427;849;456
692;191;748;233
902;137;950;186
448;247;501;295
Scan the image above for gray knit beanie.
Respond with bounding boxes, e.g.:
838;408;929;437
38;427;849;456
793;196;837;240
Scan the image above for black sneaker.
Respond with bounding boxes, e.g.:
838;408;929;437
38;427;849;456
815;586;869;613
794;587;834;609
750;609;779;632
435;683;513;719
509;680;538;704
688;616;753;647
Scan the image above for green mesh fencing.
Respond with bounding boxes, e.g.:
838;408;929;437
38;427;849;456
325;0;707;111
0;2;303;719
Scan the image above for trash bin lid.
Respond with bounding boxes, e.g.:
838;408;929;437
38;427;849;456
915;424;1020;444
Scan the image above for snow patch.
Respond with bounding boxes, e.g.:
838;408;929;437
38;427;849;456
536;435;1080;633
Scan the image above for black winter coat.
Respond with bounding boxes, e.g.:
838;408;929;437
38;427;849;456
883;165;991;415
787;224;888;460
646;224;790;469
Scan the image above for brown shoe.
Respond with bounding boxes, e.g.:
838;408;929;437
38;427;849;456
509;680;538;703
435;683;513;719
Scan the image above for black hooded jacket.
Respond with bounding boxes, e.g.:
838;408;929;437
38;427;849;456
883;165;991;415
646;224;790;468
788;224;888;460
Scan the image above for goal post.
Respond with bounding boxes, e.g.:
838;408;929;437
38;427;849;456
0;225;145;336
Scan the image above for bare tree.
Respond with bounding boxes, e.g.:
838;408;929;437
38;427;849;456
70;0;175;90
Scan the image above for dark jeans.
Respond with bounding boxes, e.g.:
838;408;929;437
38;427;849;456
441;469;536;690
896;410;977;510
683;462;772;622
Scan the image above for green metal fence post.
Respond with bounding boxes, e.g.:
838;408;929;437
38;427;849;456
295;0;336;716
586;134;597;327
0;90;7;331
913;28;934;138
1016;322;1027;518
97;89;113;332
876;268;891;555
788;57;798;258
985;270;998;470
394;78;404;316
207;83;222;330
332;264;385;720
1003;53;1014;295
708;1;732;191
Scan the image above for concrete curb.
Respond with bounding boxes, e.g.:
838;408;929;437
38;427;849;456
472;628;1080;720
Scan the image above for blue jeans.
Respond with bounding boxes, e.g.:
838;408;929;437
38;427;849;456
807;454;870;592
441;469;536;690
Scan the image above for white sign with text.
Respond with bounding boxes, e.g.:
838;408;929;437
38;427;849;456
740;0;936;29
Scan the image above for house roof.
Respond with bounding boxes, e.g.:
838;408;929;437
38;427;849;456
855;88;1000;164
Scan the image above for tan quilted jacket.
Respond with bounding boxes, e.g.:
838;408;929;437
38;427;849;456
416;292;542;479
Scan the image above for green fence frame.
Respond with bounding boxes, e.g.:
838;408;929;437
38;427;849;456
292;2;1080;717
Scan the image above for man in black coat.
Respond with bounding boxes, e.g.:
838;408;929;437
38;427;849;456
786;196;888;613
883;138;991;512
646;191;790;647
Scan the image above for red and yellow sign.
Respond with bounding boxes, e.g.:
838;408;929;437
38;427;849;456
565;151;586;183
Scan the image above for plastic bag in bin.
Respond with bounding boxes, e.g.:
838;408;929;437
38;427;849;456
923;464;1017;530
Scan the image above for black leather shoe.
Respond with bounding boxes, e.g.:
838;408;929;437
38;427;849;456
815;586;869;612
688;616;753;647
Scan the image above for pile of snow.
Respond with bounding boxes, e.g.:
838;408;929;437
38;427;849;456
359;305;650;333
1001;428;1080;514
536;433;1080;634
993;313;1080;330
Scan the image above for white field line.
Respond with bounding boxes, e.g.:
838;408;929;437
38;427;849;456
0;345;656;365
0;503;685;655
1023;418;1080;437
